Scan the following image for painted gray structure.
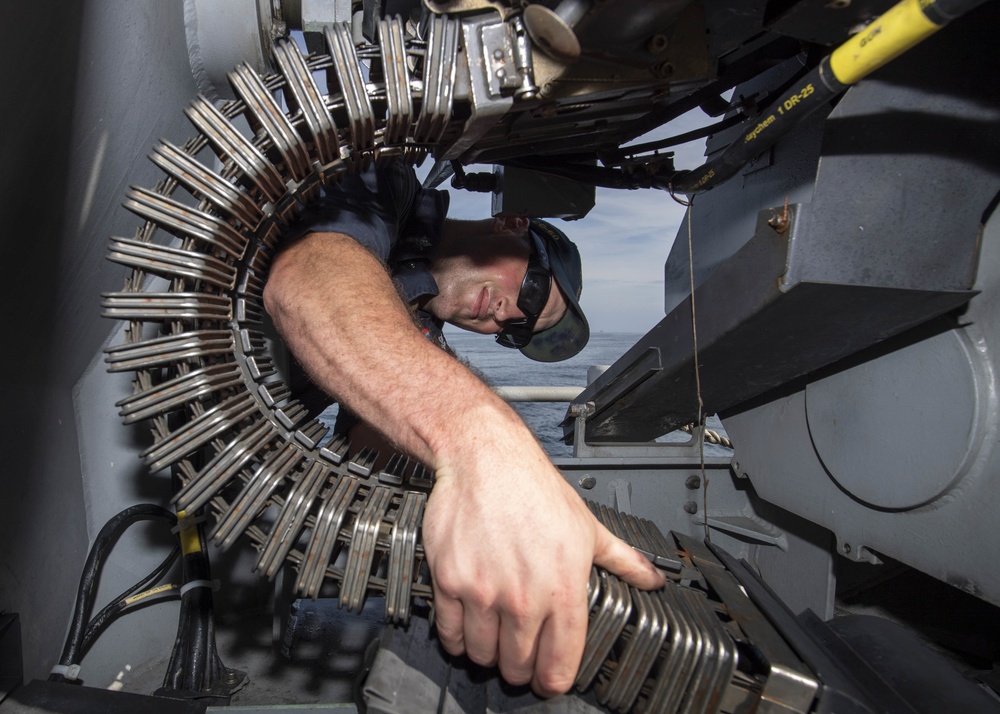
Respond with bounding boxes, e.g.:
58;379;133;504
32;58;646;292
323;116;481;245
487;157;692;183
1;0;998;707
3;0;217;684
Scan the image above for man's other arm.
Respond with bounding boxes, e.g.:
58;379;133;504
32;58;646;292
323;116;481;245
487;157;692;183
263;231;665;697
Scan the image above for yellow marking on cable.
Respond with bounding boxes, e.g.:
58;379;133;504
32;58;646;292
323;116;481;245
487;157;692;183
123;583;178;606
830;0;940;85
745;114;777;143
177;509;203;555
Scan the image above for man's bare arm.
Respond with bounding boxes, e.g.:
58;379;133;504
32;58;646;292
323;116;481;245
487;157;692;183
263;231;665;696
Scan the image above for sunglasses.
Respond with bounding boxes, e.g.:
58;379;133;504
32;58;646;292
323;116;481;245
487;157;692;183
495;235;552;349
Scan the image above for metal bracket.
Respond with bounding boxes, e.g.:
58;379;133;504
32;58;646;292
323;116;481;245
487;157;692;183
440;14;515;160
571;404;717;460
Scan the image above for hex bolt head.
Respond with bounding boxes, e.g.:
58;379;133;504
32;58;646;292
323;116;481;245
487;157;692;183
685;475;701;490
579;475;597;490
683;500;698;514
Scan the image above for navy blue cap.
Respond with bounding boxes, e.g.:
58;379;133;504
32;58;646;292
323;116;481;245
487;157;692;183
520;219;590;362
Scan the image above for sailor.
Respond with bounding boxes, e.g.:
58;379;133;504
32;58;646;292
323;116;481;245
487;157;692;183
263;161;665;697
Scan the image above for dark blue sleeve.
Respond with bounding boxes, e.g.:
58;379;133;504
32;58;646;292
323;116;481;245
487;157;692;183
293;162;418;263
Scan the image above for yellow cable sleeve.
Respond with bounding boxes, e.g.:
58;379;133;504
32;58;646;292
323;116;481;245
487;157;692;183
123;583;179;607
830;0;941;85
176;509;203;555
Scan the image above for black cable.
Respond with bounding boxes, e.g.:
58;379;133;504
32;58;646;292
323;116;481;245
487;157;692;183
922;0;990;22
503;157;677;190
79;544;181;655
610;57;816;163
670;0;992;195
616;34;807;151
669;61;842;194
51;503;177;681
615;112;747;158
158;518;245;700
503;57;819;190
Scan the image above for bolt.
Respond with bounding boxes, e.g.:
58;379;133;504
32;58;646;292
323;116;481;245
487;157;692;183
646;34;668;54
568;401;596;418
769;196;791;234
579;475;597;490
768;212;789;233
496;68;507;79
683;501;698;514
842;542;852;554
685;475;701;490
651;62;674;79
494;49;504;60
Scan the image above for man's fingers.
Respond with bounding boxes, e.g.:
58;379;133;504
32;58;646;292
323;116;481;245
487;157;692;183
433;593;466;656
463;604;500;667
530;599;588;697
592;521;667;590
497;611;542;687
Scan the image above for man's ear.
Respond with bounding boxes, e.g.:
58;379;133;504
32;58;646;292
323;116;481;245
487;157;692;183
490;215;530;235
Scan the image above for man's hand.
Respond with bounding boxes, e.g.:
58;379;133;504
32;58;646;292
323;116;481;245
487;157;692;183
265;232;664;696
422;407;665;697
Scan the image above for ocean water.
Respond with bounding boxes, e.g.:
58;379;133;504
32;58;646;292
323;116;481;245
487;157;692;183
445;331;646;457
320;331;729;458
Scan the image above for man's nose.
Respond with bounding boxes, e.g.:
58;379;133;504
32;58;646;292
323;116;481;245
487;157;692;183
493;295;521;324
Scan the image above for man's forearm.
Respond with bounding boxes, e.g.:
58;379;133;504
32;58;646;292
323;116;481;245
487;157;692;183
263;230;527;468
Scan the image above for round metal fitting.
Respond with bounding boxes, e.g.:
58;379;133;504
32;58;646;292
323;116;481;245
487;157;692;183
523;4;582;62
806;328;988;510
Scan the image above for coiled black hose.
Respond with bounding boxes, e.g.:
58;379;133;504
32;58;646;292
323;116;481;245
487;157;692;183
50;503;177;682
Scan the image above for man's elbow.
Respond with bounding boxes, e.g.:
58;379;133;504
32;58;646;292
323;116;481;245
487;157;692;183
263;247;296;325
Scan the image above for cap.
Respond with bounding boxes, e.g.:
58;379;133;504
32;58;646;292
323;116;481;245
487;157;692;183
520;219;590;362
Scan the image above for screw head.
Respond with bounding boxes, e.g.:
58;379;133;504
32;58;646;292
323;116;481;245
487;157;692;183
579;475;597;490
684;501;698;514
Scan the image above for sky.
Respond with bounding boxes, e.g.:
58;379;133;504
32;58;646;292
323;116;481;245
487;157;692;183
437;109;712;334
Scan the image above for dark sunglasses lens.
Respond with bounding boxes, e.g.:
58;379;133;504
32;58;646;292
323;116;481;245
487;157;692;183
498;239;552;349
517;269;550;316
496;321;533;349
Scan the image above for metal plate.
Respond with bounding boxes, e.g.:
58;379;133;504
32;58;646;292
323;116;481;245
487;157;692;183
806;327;986;510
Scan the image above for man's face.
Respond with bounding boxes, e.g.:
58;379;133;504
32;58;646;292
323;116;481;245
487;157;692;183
425;231;568;336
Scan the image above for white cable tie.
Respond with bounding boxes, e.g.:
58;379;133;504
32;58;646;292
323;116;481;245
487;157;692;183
50;663;81;681
170;514;206;534
179;579;219;597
